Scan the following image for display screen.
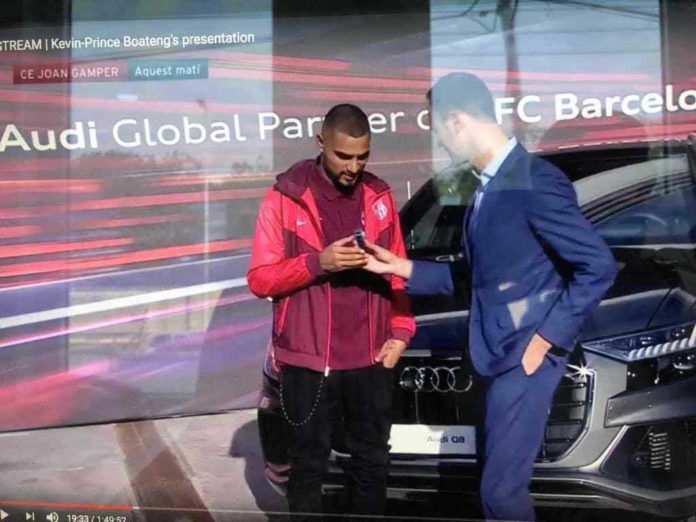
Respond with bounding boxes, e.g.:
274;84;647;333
0;0;694;432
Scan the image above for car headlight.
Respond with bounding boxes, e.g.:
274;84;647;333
583;321;696;362
262;340;280;381
584;321;696;391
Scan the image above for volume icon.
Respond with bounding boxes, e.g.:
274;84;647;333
47;513;59;522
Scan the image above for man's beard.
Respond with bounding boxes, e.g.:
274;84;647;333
329;172;361;194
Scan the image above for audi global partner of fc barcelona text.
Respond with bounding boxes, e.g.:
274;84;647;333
257;138;696;519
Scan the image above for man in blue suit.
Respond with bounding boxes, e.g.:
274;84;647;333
363;73;617;521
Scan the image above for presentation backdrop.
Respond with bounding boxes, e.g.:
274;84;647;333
0;0;694;431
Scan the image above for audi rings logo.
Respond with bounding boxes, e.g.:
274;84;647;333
399;366;473;393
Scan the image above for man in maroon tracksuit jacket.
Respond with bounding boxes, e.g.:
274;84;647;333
247;104;415;520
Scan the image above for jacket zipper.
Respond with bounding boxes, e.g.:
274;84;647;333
363;188;389;367
367;291;375;364
325;285;332;376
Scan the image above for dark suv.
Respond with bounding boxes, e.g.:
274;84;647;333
257;139;696;519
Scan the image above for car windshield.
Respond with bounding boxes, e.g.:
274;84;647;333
402;146;696;257
401;163;478;257
579;155;696;247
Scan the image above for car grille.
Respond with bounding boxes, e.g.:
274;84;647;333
632;419;696;474
602;418;696;490
539;373;592;461
391;356;592;462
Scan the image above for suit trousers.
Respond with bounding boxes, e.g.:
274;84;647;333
480;354;568;521
282;364;393;521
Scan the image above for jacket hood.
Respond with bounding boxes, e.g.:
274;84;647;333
274;157;390;201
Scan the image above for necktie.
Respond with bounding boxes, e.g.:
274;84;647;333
467;183;482;236
468;172;492;235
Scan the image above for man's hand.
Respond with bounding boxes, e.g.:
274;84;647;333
363;240;413;279
375;338;408;369
521;333;552;376
319;236;367;272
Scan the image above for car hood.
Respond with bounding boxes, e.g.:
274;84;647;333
408;247;696;356
588;246;696;336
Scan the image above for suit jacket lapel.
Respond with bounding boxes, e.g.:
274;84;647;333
468;144;525;244
462;184;480;262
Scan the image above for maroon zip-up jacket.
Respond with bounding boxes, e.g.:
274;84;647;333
247;159;415;374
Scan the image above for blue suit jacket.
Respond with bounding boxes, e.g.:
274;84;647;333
408;144;617;376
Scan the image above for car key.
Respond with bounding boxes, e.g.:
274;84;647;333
355;228;367;249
